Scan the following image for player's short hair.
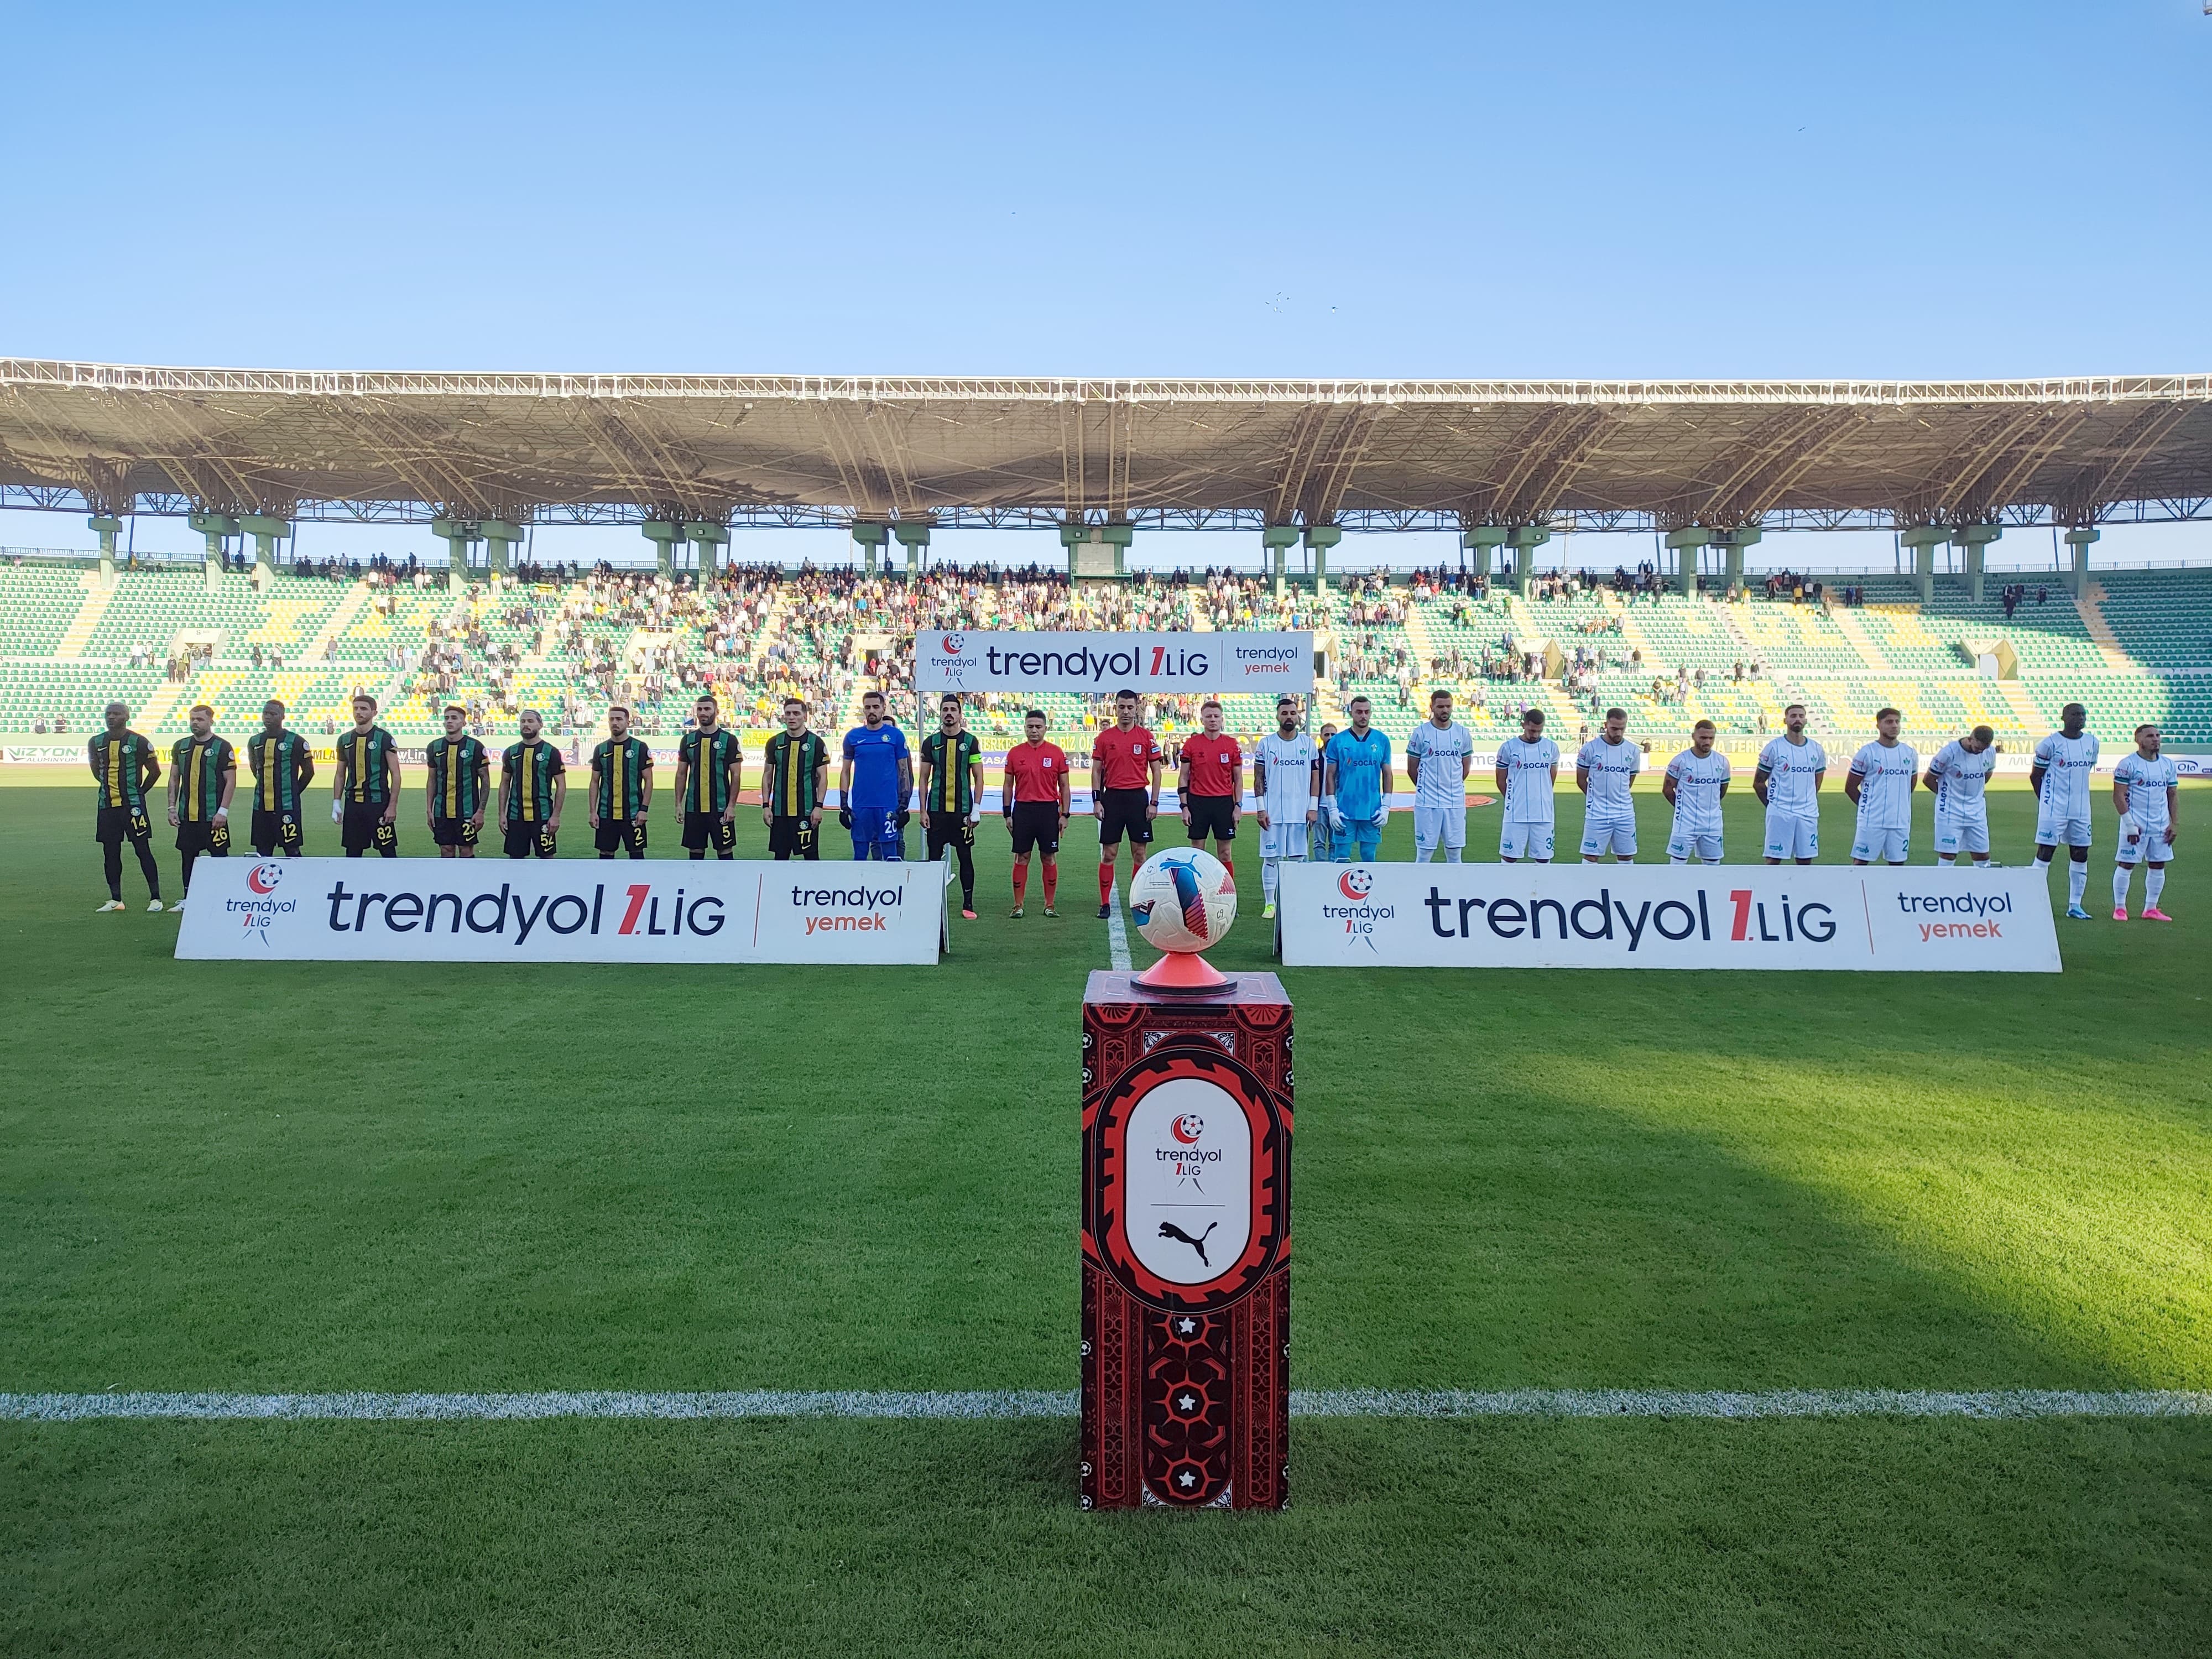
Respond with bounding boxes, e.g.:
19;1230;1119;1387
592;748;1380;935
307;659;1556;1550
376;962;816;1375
1971;725;1994;744
1522;708;1545;725
2062;702;2085;719
1349;695;1371;708
940;692;961;707
1605;706;1626;722
608;703;630;717
189;703;213;718
1115;687;1138;701
2136;722;2158;737
1200;699;1222;712
1876;706;1902;722
1693;719;1715;733
443;705;466;718
782;696;807;711
1784;702;1806;717
262;698;285;714
1024;708;1045;722
862;688;885;703
1430;686;1451;698
695;692;718;706
519;707;542;723
352;693;377;709
1276;695;1298;708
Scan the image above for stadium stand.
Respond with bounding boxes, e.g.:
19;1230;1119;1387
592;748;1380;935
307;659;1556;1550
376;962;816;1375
0;552;2204;755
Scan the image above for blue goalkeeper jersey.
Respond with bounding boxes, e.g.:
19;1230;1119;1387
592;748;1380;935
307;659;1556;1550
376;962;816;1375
843;722;909;811
1325;727;1391;821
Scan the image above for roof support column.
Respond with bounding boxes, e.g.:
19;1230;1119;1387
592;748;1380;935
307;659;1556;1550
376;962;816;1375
1664;525;1710;597
1303;525;1340;594
1712;526;1761;593
1462;525;1509;583
1950;523;1999;604
88;515;122;588
1262;525;1300;593
431;518;480;588
641;520;685;577
2063;526;2098;597
686;521;727;582
852;521;889;576
1900;526;1945;604
240;513;290;591
1506;525;1550;597
894;521;931;581
187;512;237;592
479;519;523;583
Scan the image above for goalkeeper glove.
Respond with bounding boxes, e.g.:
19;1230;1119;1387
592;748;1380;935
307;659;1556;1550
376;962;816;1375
838;807;853;829
896;808;911;831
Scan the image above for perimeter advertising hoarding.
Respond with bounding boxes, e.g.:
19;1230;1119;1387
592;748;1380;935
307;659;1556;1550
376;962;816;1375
914;631;1314;695
174;857;946;964
1276;863;2060;972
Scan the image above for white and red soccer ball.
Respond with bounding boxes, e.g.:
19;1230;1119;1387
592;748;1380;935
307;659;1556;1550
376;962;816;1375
1128;848;1238;954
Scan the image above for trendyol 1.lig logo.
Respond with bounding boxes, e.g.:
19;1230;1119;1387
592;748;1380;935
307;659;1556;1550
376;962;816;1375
1170;1112;1203;1145
941;633;964;654
1337;868;1374;900
247;862;284;894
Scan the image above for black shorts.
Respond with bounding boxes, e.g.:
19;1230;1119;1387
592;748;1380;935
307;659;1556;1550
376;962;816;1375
1098;787;1154;847
682;810;737;854
925;818;976;862
95;804;153;845
594;817;649;855
175;818;231;856
250;808;302;855
1183;794;1237;842
504;821;558;859
342;801;397;855
1008;801;1062;856
768;815;820;860
432;816;481;849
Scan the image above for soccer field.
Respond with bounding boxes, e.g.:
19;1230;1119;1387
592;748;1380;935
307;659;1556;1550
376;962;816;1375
4;778;2208;1656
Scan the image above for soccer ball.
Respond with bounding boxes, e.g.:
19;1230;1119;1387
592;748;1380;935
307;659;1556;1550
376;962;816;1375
1128;848;1238;954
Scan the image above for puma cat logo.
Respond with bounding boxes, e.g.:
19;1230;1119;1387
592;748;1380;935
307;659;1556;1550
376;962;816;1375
1157;1221;1219;1266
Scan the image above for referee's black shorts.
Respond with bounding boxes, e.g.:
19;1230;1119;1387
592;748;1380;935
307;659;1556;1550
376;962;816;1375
1008;801;1061;856
1097;787;1153;847
1183;794;1237;842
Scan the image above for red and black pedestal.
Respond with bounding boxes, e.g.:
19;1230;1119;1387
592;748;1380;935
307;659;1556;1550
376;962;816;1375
1080;969;1292;1510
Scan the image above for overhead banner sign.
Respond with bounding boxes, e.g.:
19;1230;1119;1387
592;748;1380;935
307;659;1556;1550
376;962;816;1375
174;858;946;965
1276;863;2059;972
914;631;1313;695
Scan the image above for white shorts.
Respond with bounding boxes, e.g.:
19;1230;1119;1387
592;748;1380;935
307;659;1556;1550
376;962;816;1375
1667;830;1723;863
2116;822;2173;865
1852;826;1910;864
1764;812;1818;861
2036;811;2093;849
1580;813;1637;858
1413;802;1466;851
1259;818;1310;860
1500;822;1555;861
1934;812;1990;856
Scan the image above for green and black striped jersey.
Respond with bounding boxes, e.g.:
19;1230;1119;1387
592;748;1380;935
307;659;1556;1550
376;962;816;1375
762;729;829;817
920;729;983;814
678;727;742;813
424;734;489;821
170;734;236;822
88;730;155;809
502;739;565;823
337;726;398;805
247;728;311;812
591;736;653;820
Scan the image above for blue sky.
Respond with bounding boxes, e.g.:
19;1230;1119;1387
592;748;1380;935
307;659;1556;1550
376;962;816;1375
5;1;2209;568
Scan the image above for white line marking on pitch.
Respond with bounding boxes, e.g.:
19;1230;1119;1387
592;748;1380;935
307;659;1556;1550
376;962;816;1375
4;1389;2205;1423
1106;884;1133;971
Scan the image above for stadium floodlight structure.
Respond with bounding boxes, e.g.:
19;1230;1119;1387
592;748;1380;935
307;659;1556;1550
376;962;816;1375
2;363;2209;585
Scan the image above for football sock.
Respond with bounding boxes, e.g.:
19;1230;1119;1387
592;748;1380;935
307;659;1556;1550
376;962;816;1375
598;852;616;860
103;843;124;899
2068;863;2088;909
1415;846;1434;864
1261;857;1279;902
1219;856;1233;883
1042;859;1057;907
1444;847;1463;863
180;849;197;893
688;848;706;861
1098;860;1115;906
952;841;975;905
1011;855;1029;906
2147;867;2166;908
1670;854;1687;865
2114;865;2132;909
1937;854;1955;868
135;843;162;899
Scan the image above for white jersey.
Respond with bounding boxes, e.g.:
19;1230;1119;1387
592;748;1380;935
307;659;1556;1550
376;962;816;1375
1576;738;1641;817
1404;720;1474;808
1927;740;1995;818
2033;732;2100;820
1757;736;1827;816
1849;740;1919;831
1496;735;1560;825
2114;752;2178;831
1255;731;1318;820
1665;748;1731;836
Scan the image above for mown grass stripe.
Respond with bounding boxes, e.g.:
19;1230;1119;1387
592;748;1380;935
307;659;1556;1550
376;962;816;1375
5;1389;2206;1423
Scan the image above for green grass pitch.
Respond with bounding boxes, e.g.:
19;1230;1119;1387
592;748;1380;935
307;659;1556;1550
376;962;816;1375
3;776;2208;1655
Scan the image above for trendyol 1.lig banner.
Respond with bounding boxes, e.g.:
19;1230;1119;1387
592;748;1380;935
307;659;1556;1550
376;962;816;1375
1275;863;2060;972
174;858;947;964
914;631;1314;695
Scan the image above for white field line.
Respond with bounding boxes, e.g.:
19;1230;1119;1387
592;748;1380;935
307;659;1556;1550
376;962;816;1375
1106;884;1133;971
4;1389;2206;1424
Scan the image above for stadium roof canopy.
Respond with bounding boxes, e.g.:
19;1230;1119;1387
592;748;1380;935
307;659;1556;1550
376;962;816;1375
2;358;2209;534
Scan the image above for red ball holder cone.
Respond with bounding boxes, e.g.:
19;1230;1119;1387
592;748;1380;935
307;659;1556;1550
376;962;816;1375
1133;947;1235;995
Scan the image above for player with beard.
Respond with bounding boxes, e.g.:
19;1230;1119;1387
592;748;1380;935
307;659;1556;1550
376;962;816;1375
1755;703;1827;865
331;694;400;858
1253;695;1318;919
919;693;985;916
423;705;489;858
673;693;744;860
2112;724;2180;921
498;708;566;858
165;702;236;908
588;704;654;860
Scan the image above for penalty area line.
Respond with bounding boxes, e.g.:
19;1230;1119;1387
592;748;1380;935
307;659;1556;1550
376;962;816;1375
4;1389;2207;1423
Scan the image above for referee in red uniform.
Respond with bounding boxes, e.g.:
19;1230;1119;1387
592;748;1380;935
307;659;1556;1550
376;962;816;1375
1089;688;1162;918
1001;708;1071;917
1177;698;1242;883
